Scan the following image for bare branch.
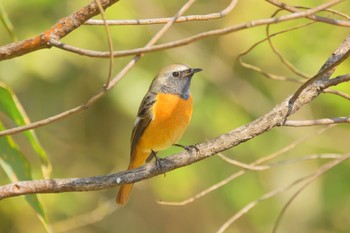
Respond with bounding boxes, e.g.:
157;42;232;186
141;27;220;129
94;0;114;86
217;152;342;170
287;36;350;113
238;17;313;83
0;0;119;61
323;73;350;88
266;0;350;27
217;153;270;170
266;9;313;79
85;0;238;25
323;88;350;101
284;116;350;127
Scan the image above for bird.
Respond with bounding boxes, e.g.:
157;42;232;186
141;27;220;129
116;64;202;205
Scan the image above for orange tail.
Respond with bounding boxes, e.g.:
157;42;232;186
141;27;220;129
116;183;134;205
116;150;149;205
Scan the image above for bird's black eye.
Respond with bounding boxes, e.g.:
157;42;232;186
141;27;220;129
172;71;180;77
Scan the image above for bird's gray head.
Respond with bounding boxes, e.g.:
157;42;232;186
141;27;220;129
149;64;202;99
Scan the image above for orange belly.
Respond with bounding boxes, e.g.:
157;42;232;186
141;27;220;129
137;93;193;154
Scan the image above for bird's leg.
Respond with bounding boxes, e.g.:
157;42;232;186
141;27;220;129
149;150;162;168
150;150;167;177
173;143;200;154
146;150;156;163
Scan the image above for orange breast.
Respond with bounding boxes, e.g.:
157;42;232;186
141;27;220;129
137;93;193;153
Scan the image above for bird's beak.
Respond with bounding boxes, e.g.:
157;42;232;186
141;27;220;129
188;68;203;75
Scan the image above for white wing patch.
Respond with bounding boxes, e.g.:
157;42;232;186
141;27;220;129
133;116;141;127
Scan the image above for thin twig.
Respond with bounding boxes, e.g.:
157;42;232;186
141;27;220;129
266;9;313;79
284;116;350;126
287;38;350;115
217;153;270;170
238;17;313;83
240;4;350;84
323;88;350;101
218;152;342;170
323;73;350;88
85;0;238;25
266;0;350;27
95;0;114;87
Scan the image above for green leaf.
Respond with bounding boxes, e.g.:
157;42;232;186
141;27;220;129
0;122;49;231
0;83;52;232
0;82;51;178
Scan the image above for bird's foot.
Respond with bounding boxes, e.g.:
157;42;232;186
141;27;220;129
150;150;166;177
173;143;200;154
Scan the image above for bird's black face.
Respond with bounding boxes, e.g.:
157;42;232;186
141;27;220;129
151;64;202;99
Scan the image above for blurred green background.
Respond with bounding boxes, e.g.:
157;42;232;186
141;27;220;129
1;0;350;232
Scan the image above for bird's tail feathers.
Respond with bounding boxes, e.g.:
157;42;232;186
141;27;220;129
116;150;149;205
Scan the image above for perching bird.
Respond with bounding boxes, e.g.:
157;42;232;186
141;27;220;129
116;64;202;205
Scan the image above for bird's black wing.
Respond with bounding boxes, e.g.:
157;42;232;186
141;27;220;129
130;91;157;161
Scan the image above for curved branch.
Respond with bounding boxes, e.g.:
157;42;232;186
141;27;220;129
287;38;350;113
267;0;350;27
323;89;350;101
85;0;238;25
284;116;350;127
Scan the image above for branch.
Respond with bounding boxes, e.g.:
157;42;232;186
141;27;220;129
285;116;350;127
238;17;313;83
85;0;238;25
217;152;342;170
49;0;343;58
323;88;350;101
0;0;119;60
1;31;349;199
287;36;350;114
266;0;350;27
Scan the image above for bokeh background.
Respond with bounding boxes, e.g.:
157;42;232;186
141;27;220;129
1;0;350;232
